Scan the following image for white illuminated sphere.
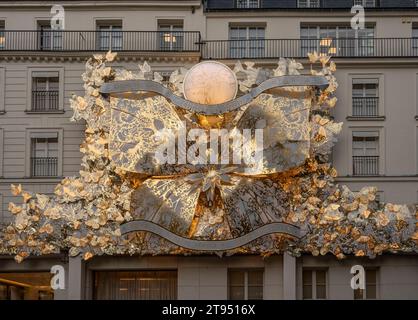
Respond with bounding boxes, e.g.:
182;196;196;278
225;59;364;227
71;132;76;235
183;61;238;105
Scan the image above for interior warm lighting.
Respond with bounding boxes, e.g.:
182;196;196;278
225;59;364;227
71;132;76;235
320;38;333;47
328;47;337;54
163;33;176;43
0;36;5;45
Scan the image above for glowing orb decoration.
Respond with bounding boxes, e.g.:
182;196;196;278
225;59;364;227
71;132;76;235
183;61;238;105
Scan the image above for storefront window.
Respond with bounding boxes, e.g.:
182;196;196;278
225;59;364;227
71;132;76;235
93;270;177;300
0;272;54;300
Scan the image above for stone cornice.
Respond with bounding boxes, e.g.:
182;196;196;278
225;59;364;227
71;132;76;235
0;52;201;63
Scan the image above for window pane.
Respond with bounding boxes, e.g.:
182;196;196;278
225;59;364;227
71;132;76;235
302;270;313;299
366;270;377;299
248;270;263;300
315;271;327;299
229;271;245;286
94;271;177;300
248;285;263;300
248;270;263;286
0;273;54;300
229;286;245;300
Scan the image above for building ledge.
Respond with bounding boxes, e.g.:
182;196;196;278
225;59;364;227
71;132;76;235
25;110;65;115
346;116;386;121
0;111;5;115
336;175;418;182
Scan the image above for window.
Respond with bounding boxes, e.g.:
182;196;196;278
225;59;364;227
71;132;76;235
302;269;327;300
235;0;260;8
31;72;59;112
229;25;265;58
30;133;59;177
412;25;418;54
0;272;54;300
353;0;376;7
301;25;375;57
0;21;4;49
0;67;4;113
37;21;63;50
352;132;379;176
298;0;320;8
93;271;177;300
352;79;379;117
97;21;123;51
354;269;378;299
228;269;263;300
158;21;184;51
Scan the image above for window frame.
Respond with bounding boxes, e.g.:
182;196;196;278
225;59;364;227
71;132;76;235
228;24;266;58
26;68;64;114
92;270;178;300
228;269;264;300
348;73;385;119
297;0;320;8
353;268;379;300
0;67;5;114
0;20;5;50
302;268;328;300
157;20;184;51
95;20;123;51
25;128;63;178
300;24;376;57
348;126;385;176
235;0;260;9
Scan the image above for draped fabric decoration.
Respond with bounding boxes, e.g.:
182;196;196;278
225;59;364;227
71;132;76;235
0;51;417;263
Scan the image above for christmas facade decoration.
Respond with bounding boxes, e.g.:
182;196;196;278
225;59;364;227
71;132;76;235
0;51;417;263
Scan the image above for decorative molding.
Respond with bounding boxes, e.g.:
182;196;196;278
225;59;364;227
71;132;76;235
102;76;329;115
346;116;386;121
120;220;302;251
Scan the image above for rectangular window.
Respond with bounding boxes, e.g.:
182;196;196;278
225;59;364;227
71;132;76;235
352;79;379;117
37;21;63;50
228;269;263;300
229;25;265;58
300;25;375;57
298;0;320;8
97;21;123;51
352;132;379;176
354;0;376;7
158;20;184;51
302;269;327;300
30;133;59;177
0;272;54;300
31;72;59;112
93;271;177;300
354;269;378;299
235;0;260;8
0;21;5;49
412;24;418;54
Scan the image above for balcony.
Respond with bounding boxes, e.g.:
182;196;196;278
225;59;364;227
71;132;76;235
0;31;201;52
353;156;379;176
30;157;58;177
352;97;379;117
202;38;418;59
205;0;418;10
31;91;59;112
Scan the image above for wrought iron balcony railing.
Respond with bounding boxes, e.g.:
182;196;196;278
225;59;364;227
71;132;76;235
0;31;201;52
31;90;59;112
202;38;418;59
353;156;379;176
352;97;379;117
30;157;58;177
